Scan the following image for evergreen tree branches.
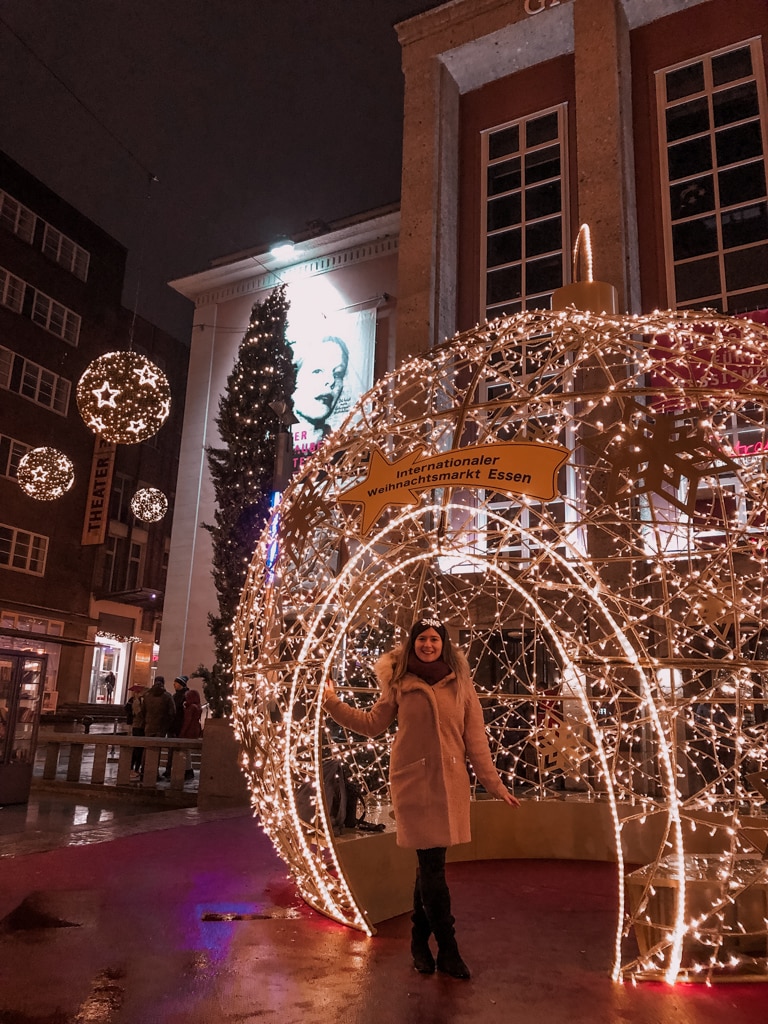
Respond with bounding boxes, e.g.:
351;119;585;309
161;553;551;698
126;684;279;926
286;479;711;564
203;285;296;715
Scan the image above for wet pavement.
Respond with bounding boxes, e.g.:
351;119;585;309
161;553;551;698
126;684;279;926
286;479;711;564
0;794;766;1024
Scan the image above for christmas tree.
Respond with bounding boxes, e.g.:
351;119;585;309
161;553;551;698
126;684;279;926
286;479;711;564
203;285;296;715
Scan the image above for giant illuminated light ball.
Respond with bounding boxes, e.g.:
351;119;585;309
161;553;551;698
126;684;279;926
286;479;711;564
17;447;75;500
231;307;768;985
76;351;171;444
130;487;168;523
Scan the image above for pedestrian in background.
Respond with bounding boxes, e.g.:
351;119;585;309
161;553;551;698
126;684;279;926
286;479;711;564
165;675;189;779
125;684;146;777
141;675;175;780
143;676;174;738
180;688;203;781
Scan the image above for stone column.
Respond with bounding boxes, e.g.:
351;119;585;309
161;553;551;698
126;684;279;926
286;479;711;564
572;0;641;312
397;53;460;361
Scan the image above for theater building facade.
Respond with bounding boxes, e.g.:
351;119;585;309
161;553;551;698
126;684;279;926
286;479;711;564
395;0;767;353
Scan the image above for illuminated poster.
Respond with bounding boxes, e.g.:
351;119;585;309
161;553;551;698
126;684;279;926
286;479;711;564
289;308;376;471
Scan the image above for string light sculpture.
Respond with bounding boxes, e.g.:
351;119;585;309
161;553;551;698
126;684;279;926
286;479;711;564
233;307;768;983
130;487;168;523
17;446;75;500
76;351;171;444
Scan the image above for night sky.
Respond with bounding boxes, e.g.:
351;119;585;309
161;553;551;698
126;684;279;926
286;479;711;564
1;1;442;341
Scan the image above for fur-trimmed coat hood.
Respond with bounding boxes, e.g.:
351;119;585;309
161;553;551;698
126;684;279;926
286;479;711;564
324;645;509;849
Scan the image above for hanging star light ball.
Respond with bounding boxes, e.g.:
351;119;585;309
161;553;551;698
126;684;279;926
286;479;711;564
130;487;168;523
17;446;75;500
76;351;171;444
232;307;768;984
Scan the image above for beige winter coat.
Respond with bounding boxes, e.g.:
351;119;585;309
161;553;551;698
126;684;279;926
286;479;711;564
324;647;509;849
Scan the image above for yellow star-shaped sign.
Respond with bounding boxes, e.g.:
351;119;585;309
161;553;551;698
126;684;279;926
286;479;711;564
338;447;424;534
338;441;569;535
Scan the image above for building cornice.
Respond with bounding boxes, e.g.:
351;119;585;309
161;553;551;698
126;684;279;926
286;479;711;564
169;209;400;309
397;0;715;89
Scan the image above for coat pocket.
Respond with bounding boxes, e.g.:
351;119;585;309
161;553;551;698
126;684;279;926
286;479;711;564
390;756;428;822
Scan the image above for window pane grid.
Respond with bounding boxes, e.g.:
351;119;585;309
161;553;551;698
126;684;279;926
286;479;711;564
0;191;36;244
481;104;568;320
474;340;577;565
0;523;48;576
0;345;70;415
0;435;30;479
1;191;90;279
41;223;90;281
657;38;768;312
0;266;25;313
30;288;81;346
0;264;81;345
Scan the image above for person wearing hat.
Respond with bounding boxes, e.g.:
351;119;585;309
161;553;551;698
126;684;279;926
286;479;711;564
178;679;203;780
165;675;192;780
171;676;189;733
125;684;146;776
324;615;519;980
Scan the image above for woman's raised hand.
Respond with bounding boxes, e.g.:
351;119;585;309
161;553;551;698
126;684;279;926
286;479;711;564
323;678;337;702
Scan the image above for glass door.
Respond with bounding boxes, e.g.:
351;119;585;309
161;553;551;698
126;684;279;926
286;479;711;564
0;651;47;804
0;654;15;764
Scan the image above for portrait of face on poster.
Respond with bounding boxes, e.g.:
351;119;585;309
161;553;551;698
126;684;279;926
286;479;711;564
289;308;376;470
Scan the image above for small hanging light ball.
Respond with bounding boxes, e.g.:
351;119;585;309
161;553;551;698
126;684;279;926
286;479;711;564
130;487;168;523
76;351;171;444
17;447;75;501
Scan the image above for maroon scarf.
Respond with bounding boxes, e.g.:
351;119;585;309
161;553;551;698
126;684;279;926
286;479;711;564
407;652;452;686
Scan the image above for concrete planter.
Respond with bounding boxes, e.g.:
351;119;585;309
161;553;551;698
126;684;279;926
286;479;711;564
198;717;251;810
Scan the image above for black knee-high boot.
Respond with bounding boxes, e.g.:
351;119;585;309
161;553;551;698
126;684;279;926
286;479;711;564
411;872;435;973
416;847;471;980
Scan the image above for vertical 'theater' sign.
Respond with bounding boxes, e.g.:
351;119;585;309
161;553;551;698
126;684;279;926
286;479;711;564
81;437;116;545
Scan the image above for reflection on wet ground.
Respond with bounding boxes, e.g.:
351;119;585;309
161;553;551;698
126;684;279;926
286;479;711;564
1;794;152;834
0;792;246;857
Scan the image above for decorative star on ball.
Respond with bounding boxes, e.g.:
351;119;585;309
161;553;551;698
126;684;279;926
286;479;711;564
134;364;160;387
93;381;121;408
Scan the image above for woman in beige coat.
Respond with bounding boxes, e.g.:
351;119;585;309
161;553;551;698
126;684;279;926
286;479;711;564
324;616;519;979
